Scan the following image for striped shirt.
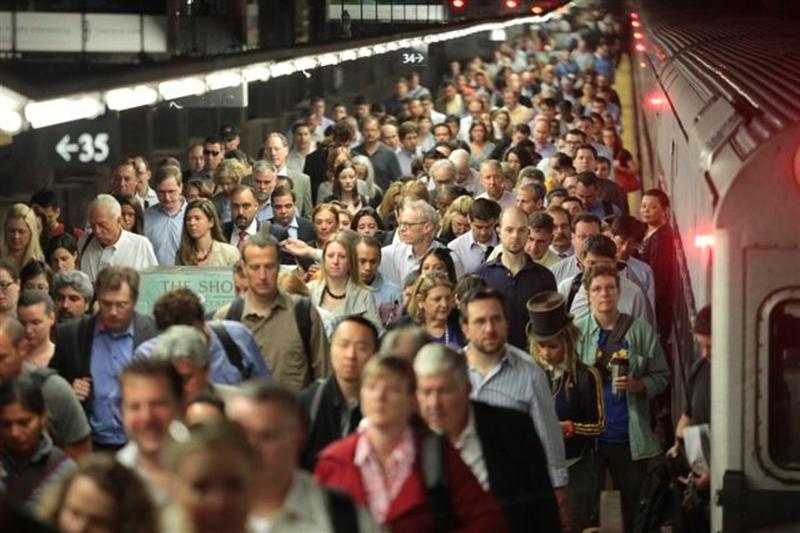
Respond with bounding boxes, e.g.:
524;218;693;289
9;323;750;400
467;344;569;488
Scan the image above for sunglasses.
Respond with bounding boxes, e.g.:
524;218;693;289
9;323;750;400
204;150;220;156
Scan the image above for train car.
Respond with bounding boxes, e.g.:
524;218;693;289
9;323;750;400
632;1;800;531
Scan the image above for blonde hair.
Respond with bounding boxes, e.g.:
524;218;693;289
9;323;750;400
407;273;453;325
439;196;473;237
278;270;310;296
361;355;416;394
319;231;361;286
213;159;247;189
1;203;44;269
530;322;582;398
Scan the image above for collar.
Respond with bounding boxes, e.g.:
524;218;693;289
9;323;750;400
157;198;186;217
278;471;320;522
242;290;289;319
403;239;439;261
96;317;135;338
28;434;55;464
368;271;385;290
276;165;289;176
466;231;498;249
287;215;299;229
454;406;478;450
240;217;258;235
354;426;415;467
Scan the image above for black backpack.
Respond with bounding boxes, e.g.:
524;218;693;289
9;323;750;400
632;458;683;532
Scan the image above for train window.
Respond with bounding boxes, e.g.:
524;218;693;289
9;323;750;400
768;299;800;469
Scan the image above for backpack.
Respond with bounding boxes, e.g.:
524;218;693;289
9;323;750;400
208;321;251;380
632;458;682;532
225;295;314;375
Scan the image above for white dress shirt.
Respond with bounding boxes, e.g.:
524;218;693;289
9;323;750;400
78;229;158;281
447;230;498;275
476;189;516;210
379;239;444;287
229;218;259;247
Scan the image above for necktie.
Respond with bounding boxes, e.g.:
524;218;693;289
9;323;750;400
483;245;495;262
237;229;248;250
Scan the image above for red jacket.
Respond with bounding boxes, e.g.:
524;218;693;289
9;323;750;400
314;429;509;533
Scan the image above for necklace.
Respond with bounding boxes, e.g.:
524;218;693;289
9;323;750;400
195;242;213;263
325;285;346;300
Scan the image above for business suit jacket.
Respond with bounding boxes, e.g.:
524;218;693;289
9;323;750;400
303;145;331;205
222;219;264;243
269;216;316;265
284;168;313;219
472;400;562;533
49;313;158;403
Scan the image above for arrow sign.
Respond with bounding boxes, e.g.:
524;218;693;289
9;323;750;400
56;134;79;162
399;48;427;66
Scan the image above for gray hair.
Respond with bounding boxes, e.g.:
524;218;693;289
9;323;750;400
429;159;456;181
150;325;209;368
479;159;503;174
402;198;439;229
252;160;278;175
266;132;289;148
379;325;432;360
52;270;94;301
352;154;378;196
413;343;468;389
448;149;470;168
89;194;122;219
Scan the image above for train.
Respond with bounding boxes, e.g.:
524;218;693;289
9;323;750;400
632;1;800;530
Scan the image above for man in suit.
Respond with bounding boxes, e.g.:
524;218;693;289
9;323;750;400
264;132;313;218
414;343;561;533
222;186;263;247
49;266;158;451
269;185;314;265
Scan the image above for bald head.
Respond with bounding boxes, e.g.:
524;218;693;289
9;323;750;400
498;207;529;254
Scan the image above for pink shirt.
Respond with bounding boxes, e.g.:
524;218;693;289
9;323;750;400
354;427;416;523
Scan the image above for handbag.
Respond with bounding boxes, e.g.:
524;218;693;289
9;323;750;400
615;167;641;193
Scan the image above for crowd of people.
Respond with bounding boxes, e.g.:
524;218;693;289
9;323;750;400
0;3;712;532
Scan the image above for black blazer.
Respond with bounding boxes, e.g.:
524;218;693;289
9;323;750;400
222;219;263;242
49;313;158;393
472;400;562;533
268;216;315;244
298;377;362;471
303;145;330;204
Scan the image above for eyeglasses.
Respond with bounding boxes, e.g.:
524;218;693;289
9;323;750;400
203;150;220;156
0;280;17;291
397;221;426;230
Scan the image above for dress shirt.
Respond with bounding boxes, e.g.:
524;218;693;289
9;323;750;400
396;147;420;176
549;244;574;260
134;320;271;384
354;426;416;523
476;189;516;210
533;142;557;159
287;146;316;174
368;272;402;308
474;254;557;349
248;471;381;533
557;274;656;329
549;255;581;285
447;230;498;275
137;186;159;209
585;199;621;219
229;218;259;247
89;321;136;446
537;248;562;269
453;406;489;490
467;344;568;488
379;239;445;287
456;168;485;194
255;201;273;223
78;229;158;281
144;200;187;266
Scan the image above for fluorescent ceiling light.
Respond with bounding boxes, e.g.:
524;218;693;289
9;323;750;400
159;78;206;100
318;53;339;67
339;50;357;62
206;71;243;91
0;110;23;134
105;86;158;111
242;64;271;83
25;96;102;129
269;61;296;78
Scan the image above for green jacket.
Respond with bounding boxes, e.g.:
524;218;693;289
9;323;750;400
575;314;670;460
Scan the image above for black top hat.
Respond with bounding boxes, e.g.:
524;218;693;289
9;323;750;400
526;291;573;342
219;124;239;141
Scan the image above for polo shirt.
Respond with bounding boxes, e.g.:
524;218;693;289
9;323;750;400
474;254;557;349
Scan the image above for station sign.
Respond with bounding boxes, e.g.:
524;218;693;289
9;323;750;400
399;45;428;67
41;114;120;169
136;267;237;316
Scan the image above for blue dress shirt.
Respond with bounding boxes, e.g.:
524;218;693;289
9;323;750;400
89;321;135;446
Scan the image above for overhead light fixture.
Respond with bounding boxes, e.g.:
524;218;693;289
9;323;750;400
339;50;357;62
293;56;318;72
105;86;158;111
242;64;271;83
206;71;243;91
0;110;23;134
159;78;206;100
25;96;102;129
269;61;296;78
356;46;374;58
318;53;339;67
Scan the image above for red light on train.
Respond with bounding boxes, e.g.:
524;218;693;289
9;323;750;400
633;32;643;40
632;20;641;28
694;234;715;249
631;12;639;19
505;0;519;8
644;91;666;109
451;0;465;8
635;43;647;52
531;5;544;14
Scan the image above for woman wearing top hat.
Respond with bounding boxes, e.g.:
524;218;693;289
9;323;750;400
527;291;605;533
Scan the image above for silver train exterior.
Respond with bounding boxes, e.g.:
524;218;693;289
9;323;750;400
632;3;800;531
